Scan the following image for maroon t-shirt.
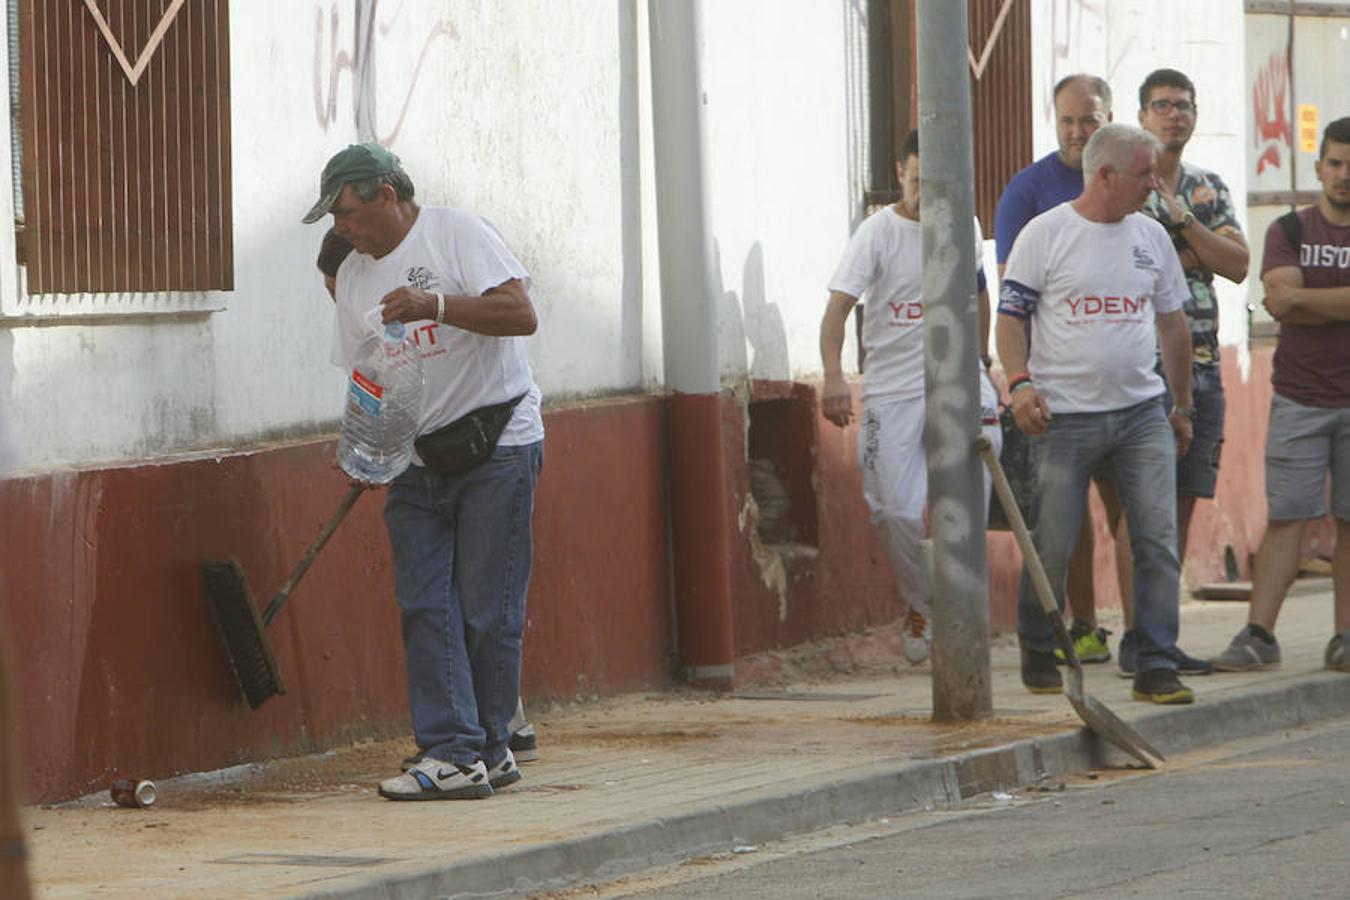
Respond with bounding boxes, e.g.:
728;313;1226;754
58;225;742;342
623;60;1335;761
1263;206;1350;407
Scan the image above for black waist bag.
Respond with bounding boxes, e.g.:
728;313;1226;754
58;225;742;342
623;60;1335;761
414;393;526;476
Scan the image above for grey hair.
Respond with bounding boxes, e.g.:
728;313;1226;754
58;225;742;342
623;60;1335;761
350;170;416;203
1081;124;1161;186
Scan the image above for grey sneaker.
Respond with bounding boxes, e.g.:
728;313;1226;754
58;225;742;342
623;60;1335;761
1117;630;1138;678
508;725;540;763
1325;631;1350;672
1211;627;1281;672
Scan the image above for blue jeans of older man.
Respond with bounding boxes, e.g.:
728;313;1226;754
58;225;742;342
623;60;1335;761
383;441;542;769
1020;397;1180;673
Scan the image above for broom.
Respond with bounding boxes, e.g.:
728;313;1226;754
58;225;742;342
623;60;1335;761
202;483;365;709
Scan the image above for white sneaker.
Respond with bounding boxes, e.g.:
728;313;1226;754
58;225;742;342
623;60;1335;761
378;757;493;801
902;608;931;665
486;748;522;790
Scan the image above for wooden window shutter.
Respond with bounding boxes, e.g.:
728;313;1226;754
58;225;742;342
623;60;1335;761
874;0;1032;237
17;0;233;295
969;0;1031;239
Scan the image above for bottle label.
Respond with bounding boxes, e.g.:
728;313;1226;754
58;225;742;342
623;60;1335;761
350;370;385;416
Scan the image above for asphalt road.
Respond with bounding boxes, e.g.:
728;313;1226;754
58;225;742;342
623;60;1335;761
577;717;1350;899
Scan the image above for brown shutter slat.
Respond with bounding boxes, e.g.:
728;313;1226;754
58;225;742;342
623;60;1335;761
18;0;233;295
185;0;204;283
969;0;1032;239
214;1;233;289
130;0;148;293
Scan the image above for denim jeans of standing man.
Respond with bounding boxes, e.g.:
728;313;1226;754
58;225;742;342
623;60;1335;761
1019;397;1181;674
383;441;543;770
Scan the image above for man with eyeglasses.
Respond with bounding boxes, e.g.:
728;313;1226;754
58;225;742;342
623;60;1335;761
1121;68;1248;677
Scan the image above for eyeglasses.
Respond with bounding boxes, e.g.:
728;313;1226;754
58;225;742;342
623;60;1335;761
1147;98;1196;115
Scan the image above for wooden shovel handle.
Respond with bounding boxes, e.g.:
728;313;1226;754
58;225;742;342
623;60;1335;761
975;435;1059;618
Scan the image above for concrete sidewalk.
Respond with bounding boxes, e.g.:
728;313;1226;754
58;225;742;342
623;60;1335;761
26;584;1350;899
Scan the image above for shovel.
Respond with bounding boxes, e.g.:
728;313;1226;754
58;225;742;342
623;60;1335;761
976;434;1164;769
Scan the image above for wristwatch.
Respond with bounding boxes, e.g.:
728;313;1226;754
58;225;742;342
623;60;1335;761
1170;405;1195;419
1178;210;1195;229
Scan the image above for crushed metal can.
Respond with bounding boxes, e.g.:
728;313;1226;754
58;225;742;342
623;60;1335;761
110;778;157;809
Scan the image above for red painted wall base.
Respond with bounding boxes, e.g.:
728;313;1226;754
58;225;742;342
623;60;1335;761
0;348;1302;801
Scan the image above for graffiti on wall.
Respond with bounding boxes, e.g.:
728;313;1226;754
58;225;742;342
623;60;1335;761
1251;49;1292;177
313;0;457;145
1044;0;1131;121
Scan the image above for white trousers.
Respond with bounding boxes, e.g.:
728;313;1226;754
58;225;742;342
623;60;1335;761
860;373;1001;616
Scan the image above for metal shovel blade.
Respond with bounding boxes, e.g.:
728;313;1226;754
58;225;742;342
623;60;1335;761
1067;671;1165;768
977;434;1164;769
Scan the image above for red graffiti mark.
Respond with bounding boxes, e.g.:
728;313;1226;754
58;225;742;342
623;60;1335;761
1251;49;1291;176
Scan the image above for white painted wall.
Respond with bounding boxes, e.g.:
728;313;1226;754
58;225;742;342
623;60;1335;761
0;0;1265;475
698;0;1253;389
0;0;638;474
1028;0;1251;359
701;0;865;384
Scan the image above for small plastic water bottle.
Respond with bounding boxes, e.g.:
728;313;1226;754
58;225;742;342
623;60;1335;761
336;312;424;483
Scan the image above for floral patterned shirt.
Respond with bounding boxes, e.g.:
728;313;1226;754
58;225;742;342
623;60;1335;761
1141;162;1243;368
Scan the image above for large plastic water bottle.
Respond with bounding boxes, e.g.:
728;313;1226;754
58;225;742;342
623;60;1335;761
336;312;424;483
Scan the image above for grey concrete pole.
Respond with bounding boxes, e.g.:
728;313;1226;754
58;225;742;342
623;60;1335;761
915;0;992;720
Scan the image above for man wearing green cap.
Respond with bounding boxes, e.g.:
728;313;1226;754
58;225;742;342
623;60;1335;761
305;143;543;800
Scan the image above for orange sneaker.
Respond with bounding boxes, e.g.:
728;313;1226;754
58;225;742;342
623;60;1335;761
902;608;930;665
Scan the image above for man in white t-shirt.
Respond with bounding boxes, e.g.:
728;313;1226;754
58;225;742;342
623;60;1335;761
314;225;542;766
997;124;1196;703
303;143;543;800
820;128;1001;665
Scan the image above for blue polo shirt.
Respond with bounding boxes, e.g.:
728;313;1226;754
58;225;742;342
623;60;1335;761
994;151;1083;264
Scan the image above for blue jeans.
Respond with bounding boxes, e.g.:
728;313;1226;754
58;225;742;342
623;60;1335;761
383;441;542;768
1170;365;1225;498
1019;398;1180;673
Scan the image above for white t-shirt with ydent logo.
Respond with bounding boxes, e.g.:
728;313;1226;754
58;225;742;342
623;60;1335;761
331;206;544;448
828;207;985;403
1002;203;1187;414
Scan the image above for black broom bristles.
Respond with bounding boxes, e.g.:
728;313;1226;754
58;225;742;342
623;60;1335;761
201;559;286;709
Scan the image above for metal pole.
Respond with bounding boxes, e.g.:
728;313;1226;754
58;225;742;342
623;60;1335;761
647;0;719;394
647;0;736;688
915;0;992;720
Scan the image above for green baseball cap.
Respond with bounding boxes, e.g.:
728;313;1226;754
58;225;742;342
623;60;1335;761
302;143;403;224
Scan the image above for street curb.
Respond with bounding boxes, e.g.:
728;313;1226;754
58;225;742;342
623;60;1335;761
305;674;1350;900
